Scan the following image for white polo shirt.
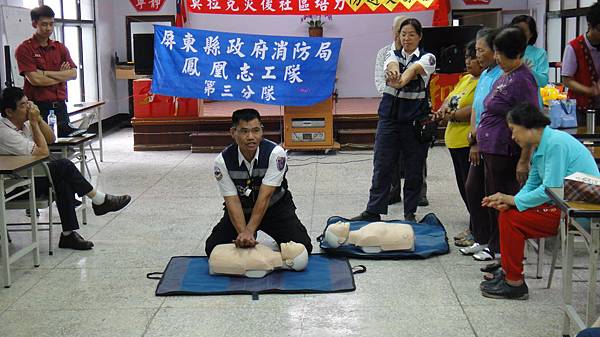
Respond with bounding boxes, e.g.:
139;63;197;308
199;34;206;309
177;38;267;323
0;117;35;155
213;144;287;197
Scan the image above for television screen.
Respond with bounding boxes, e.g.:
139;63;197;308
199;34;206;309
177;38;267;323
421;26;482;74
133;33;154;75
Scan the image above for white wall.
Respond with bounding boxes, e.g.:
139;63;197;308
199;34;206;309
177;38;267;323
95;0;119;119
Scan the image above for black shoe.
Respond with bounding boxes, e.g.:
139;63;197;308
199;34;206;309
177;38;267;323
481;277;528;300
92;194;131;216
350;211;381;222
73;199;82;207
404;213;416;222
58;232;94;250
388;194;402;205
418;196;429;207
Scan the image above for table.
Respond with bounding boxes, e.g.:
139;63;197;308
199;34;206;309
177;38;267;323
67;101;105;162
564;127;600;143
546;187;600;334
50;133;97;225
0;155;47;288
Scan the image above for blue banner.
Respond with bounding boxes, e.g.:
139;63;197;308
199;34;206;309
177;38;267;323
151;26;342;106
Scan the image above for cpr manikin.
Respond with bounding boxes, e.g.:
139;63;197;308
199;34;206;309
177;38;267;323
324;221;415;253
208;241;309;278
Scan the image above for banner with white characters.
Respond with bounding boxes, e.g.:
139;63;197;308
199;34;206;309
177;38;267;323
151;25;342;106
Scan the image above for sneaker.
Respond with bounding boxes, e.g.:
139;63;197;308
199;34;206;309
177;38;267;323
453;228;470;241
481;277;529;300
473;248;500;261
92;194;131;216
404;213;416;222
58;231;94;250
460;242;485;255
418;196;429;207
454;234;475;247
349;211;381;222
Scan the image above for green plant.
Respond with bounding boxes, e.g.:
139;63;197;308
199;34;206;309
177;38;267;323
300;15;333;28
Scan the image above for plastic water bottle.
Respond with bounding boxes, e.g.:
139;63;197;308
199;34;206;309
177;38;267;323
47;109;58;136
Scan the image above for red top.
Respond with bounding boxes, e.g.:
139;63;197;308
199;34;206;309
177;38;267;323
568;35;598;111
15;36;76;102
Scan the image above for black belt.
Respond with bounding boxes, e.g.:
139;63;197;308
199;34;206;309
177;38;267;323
34;101;65;109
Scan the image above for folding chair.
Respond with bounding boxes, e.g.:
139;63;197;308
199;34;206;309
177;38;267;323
5;162;57;255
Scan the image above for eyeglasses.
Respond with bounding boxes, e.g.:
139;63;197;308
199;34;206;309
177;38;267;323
236;127;263;135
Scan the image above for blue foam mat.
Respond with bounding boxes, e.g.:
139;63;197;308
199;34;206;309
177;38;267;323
154;254;356;296
318;213;450;259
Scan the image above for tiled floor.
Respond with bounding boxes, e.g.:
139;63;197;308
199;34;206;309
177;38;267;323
0;128;596;337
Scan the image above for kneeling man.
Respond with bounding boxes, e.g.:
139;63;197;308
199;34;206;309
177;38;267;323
205;108;313;256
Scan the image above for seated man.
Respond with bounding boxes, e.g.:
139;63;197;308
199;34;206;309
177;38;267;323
205;108;312;257
208;241;308;278
480;103;600;300
324;221;415;253
0;87;131;250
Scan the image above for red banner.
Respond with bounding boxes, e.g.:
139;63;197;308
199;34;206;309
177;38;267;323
186;0;439;15
130;0;166;11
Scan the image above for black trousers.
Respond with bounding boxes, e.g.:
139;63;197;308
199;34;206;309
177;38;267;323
205;191;313;257
389;157;428;200
14;159;94;231
34;100;71;136
482;153;520;253
367;119;429;217
448;147;470;210
465;159;491;244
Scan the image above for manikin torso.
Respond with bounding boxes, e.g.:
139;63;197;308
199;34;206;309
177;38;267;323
208;242;308;278
325;221;415;253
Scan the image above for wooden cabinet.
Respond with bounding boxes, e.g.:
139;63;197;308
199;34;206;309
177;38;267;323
283;97;338;151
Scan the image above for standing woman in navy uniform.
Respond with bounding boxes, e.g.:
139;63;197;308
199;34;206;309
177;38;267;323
352;18;436;222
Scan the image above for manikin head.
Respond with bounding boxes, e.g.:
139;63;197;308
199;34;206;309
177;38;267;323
280;242;308;271
324;221;350;248
31;5;55;41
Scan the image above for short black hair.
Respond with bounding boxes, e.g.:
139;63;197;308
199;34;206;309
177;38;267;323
587;2;600;29
30;5;55;22
232;108;261;127
465;40;476;59
475;28;498;50
0;87;25;117
399;18;423;36
506;102;550;129
511;15;538;45
493;26;527;59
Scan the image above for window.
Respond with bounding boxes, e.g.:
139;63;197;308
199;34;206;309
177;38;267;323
44;0;97;102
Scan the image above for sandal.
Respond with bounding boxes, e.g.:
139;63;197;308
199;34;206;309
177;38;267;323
480;261;502;273
473;248;500;261
454;234;475;247
453;228;470;241
483;268;504;281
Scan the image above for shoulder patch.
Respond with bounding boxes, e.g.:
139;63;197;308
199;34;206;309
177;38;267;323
276;156;286;171
428;54;436;66
214;166;223;181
